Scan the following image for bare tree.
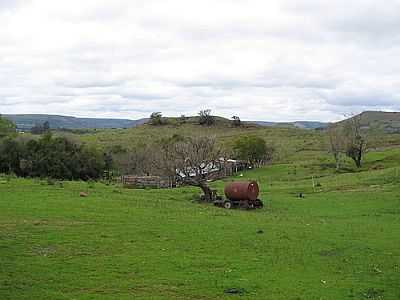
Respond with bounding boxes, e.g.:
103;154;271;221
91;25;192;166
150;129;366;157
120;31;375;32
198;109;215;126
149;112;163;125
232;116;241;127
152;135;184;187
113;144;158;176
114;135;223;201
327;125;345;170
173;136;222;202
343;114;367;168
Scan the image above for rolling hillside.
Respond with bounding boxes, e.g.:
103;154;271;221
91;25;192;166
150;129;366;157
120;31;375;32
3;114;329;131
4;111;400;134
1;142;400;299
354;111;400;133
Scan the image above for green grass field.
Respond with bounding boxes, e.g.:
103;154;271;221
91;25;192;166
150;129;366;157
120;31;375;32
1;145;400;299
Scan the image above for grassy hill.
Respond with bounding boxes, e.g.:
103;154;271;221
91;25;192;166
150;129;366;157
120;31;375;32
5;111;400;133
68;115;400;165
1;144;399;299
3;114;330;131
336;111;400;133
74;122;327;163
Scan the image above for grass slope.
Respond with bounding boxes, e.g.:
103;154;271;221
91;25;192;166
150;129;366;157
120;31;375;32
74;123;326;157
1;147;400;299
336;111;400;134
70;122;400;165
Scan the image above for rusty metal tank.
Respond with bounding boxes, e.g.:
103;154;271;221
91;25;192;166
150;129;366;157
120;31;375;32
224;181;259;201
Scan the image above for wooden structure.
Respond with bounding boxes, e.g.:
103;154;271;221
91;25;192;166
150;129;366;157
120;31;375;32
121;175;175;189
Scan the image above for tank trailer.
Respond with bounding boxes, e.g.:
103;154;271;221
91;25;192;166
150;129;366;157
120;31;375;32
214;181;263;209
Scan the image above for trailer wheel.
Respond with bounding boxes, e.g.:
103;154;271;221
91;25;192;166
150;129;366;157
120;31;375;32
223;201;233;209
254;199;264;208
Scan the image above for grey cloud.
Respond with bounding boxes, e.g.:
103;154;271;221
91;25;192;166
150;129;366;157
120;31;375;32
323;90;399;107
0;0;23;11
1;0;400;121
59;80;125;89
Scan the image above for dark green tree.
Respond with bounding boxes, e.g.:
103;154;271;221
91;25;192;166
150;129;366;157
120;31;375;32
233;136;274;166
0;132;106;180
0;116;16;138
0;137;22;174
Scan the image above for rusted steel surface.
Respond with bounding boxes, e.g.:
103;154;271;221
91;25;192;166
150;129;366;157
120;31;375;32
224;181;259;201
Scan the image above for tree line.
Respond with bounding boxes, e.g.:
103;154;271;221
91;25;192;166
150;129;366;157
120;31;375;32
0;117;109;180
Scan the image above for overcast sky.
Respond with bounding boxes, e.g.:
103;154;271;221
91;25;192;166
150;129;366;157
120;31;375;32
1;0;399;121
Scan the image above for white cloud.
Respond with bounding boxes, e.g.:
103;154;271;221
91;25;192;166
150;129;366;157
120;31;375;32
0;0;399;121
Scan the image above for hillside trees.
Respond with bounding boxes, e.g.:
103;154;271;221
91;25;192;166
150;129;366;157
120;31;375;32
233;136;274;167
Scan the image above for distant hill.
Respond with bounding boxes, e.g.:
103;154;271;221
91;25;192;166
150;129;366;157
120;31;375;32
251;120;329;130
336;111;400;133
5;111;398;132
3;114;148;131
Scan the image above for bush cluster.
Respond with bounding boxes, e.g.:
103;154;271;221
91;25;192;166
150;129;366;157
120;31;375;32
0;133;108;180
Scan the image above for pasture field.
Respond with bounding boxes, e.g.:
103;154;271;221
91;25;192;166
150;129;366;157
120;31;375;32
1;146;400;300
70;122;400;150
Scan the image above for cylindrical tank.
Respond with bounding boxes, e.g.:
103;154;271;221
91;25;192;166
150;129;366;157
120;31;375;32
224;181;259;201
